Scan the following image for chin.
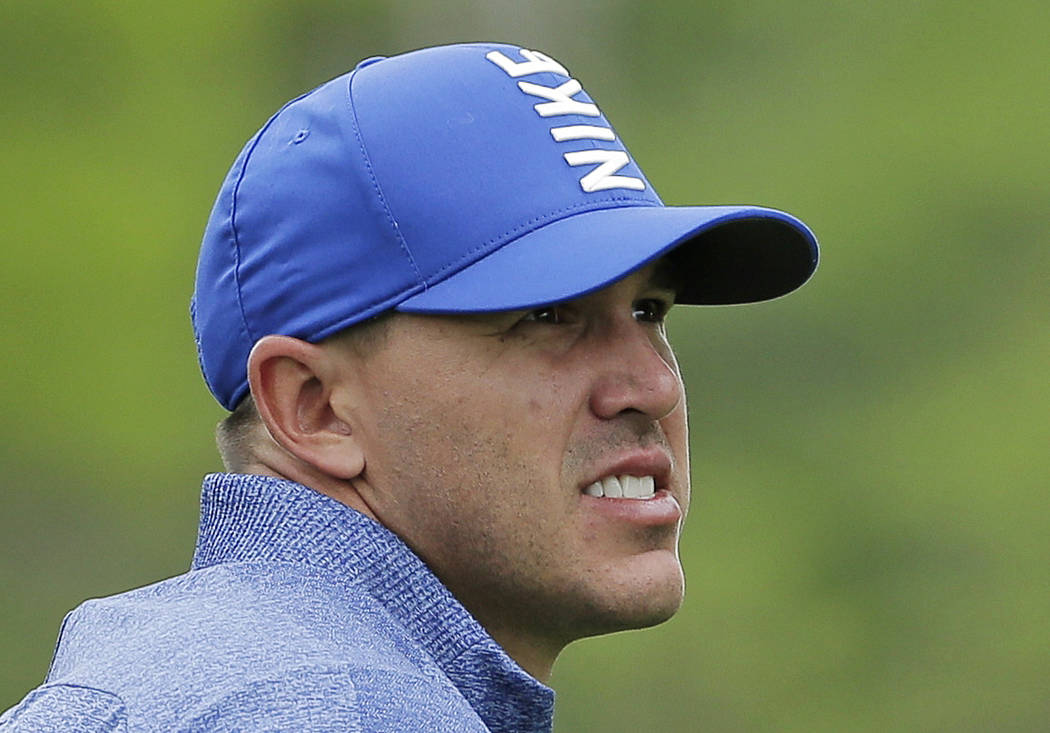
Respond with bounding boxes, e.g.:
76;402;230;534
580;553;686;636
579;592;684;640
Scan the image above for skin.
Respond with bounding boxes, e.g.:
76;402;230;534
245;262;690;682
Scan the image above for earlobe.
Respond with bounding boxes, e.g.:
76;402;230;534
247;336;366;480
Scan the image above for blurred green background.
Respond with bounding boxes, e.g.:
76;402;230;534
2;1;1047;730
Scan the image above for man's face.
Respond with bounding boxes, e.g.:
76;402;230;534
332;262;690;665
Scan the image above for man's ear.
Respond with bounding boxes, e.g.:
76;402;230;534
246;335;365;480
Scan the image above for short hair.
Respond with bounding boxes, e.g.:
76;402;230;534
215;393;262;472
214;314;392;471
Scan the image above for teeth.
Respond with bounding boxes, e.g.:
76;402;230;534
584;482;603;497
639;476;655;497
602;476;623;498
621;475;639;498
583;475;657;500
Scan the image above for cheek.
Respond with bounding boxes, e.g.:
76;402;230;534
361;348;587;520
369;382;531;509
375;407;568;586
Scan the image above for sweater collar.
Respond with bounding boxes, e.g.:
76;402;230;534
191;473;554;733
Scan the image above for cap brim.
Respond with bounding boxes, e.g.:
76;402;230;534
397;205;817;313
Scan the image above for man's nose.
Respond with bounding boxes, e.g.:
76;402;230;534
588;323;683;422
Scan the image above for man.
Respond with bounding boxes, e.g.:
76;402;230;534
2;43;817;731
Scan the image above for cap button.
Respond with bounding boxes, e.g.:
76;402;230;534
355;56;387;70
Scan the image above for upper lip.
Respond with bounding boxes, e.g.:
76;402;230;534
579;447;674;493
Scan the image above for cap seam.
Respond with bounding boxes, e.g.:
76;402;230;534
228;89;319;349
345;72;424;286
228;133;264;347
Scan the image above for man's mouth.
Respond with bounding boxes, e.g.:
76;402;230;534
582;474;656;499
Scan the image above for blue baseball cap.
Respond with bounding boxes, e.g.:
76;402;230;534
192;42;819;410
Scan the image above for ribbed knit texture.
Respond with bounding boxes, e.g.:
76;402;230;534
1;474;554;732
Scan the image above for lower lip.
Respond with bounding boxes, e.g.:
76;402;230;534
580;489;682;526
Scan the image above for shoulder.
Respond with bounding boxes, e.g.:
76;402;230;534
0;683;126;732
3;668;485;732
32;563;485;730
53;562;423;680
181;664;485;732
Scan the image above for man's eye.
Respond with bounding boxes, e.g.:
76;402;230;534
521;306;568;325
633;298;671;323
